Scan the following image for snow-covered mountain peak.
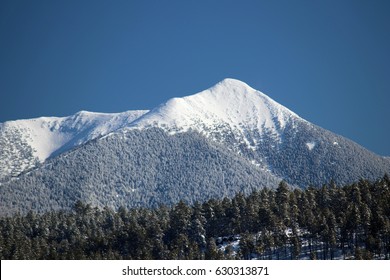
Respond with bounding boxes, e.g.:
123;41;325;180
2;77;390;204
207;78;255;94
131;79;302;142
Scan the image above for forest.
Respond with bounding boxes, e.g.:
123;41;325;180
0;175;389;260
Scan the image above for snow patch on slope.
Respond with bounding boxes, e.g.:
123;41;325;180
134;79;299;130
8;116;70;161
0;110;148;179
306;142;316;151
131;78;303;149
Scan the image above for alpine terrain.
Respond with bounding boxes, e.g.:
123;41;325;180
0;78;389;215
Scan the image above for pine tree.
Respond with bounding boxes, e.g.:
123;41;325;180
239;233;254;260
205;237;222;259
275;181;290;227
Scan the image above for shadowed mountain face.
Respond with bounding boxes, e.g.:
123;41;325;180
0;128;281;216
129;78;390;187
0;79;389;215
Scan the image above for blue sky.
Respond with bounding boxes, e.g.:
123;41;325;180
1;0;389;156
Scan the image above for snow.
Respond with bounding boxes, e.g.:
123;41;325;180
217;235;241;257
134;78;300;130
306;142;316;151
131;78;303;146
0;110;148;179
12;117;70;161
1;78;308;179
14;110;148;161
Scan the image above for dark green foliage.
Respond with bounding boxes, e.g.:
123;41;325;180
1;176;389;260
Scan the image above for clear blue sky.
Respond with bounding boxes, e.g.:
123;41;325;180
1;0;389;156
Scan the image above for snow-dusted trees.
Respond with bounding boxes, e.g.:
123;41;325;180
0;128;280;216
0;176;389;260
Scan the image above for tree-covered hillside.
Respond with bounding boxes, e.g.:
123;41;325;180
0;128;280;216
1;176;389;260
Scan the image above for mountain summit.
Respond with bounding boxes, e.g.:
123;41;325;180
0;79;389;215
132;78;300;139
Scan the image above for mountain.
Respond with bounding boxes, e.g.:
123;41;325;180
132;78;300;138
0;110;147;180
130;78;390;186
0;78;389;215
0;128;281;216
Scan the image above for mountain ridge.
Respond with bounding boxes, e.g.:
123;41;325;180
0;109;148;179
0;78;389;215
0;128;282;215
131;78;303;135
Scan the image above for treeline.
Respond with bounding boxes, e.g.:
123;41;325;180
1;176;389;260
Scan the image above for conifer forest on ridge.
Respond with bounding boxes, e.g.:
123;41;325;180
1;176;389;260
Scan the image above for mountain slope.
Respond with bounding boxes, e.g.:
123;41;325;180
132;78;301;146
130;78;390;186
0;78;389;215
0;110;147;180
0;128;281;216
